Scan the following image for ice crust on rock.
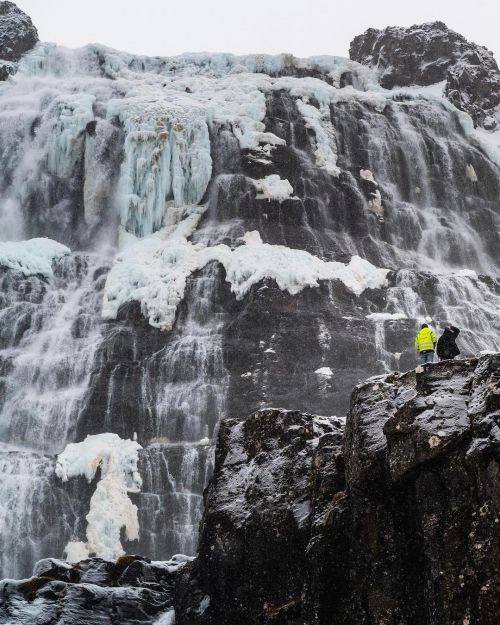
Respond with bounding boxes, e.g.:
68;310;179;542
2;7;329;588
2;38;493;243
56;433;142;562
109;95;213;237
103;212;389;330
47;93;95;178
3;38;493;247
0;237;70;277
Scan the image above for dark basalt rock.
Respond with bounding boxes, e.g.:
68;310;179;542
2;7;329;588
0;556;179;624
0;2;38;69
350;21;500;128
175;408;346;625
176;355;500;625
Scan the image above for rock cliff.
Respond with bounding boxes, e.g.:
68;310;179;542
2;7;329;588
175;355;500;625
350;21;500;128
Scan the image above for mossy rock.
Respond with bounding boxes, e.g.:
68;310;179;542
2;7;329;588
19;576;55;601
115;554;150;568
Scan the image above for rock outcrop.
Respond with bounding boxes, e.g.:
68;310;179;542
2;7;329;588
176;355;500;625
350;21;500;128
175;408;346;625
0;1;38;80
0;555;182;624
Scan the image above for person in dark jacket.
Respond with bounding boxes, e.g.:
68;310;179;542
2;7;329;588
436;325;460;361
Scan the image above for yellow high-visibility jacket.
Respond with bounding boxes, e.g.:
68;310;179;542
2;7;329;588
415;327;437;352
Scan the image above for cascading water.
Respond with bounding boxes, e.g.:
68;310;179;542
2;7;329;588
133;262;229;558
0;252;104;578
0;255;104;452
0;36;499;580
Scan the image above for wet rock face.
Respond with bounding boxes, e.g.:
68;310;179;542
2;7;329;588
175;408;346;625
350;21;500;127
0;556;179;624
176;355;500;625
345;356;500;625
0;1;38;63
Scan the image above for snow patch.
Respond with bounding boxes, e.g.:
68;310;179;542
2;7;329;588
197;595;211;615
457;110;500;170
360;169;376;183
466;164;478;182
0;237;70;277
253;175;295;202
154;609;176;625
393;80;447;99
455;269;478;279
315;366;333;378
366;312;408;321
56;433;142;562
64;541;90;563
296;97;340;176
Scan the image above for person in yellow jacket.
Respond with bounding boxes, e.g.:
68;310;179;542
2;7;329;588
415;323;437;365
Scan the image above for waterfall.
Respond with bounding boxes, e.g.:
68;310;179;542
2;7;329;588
0;41;498;578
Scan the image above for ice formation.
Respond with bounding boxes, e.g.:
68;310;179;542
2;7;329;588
315;367;334;378
366;312;408;321
103;213;389;330
2;43;385;243
0;237;70;277
56;433;143;562
253;175;295;202
47;94;95;178
296;97;340;176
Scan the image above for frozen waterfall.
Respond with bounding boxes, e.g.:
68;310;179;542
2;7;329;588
0;41;499;578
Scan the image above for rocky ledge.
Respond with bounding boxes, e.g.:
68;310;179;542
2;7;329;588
350;21;500;128
0;554;186;624
2;356;499;624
